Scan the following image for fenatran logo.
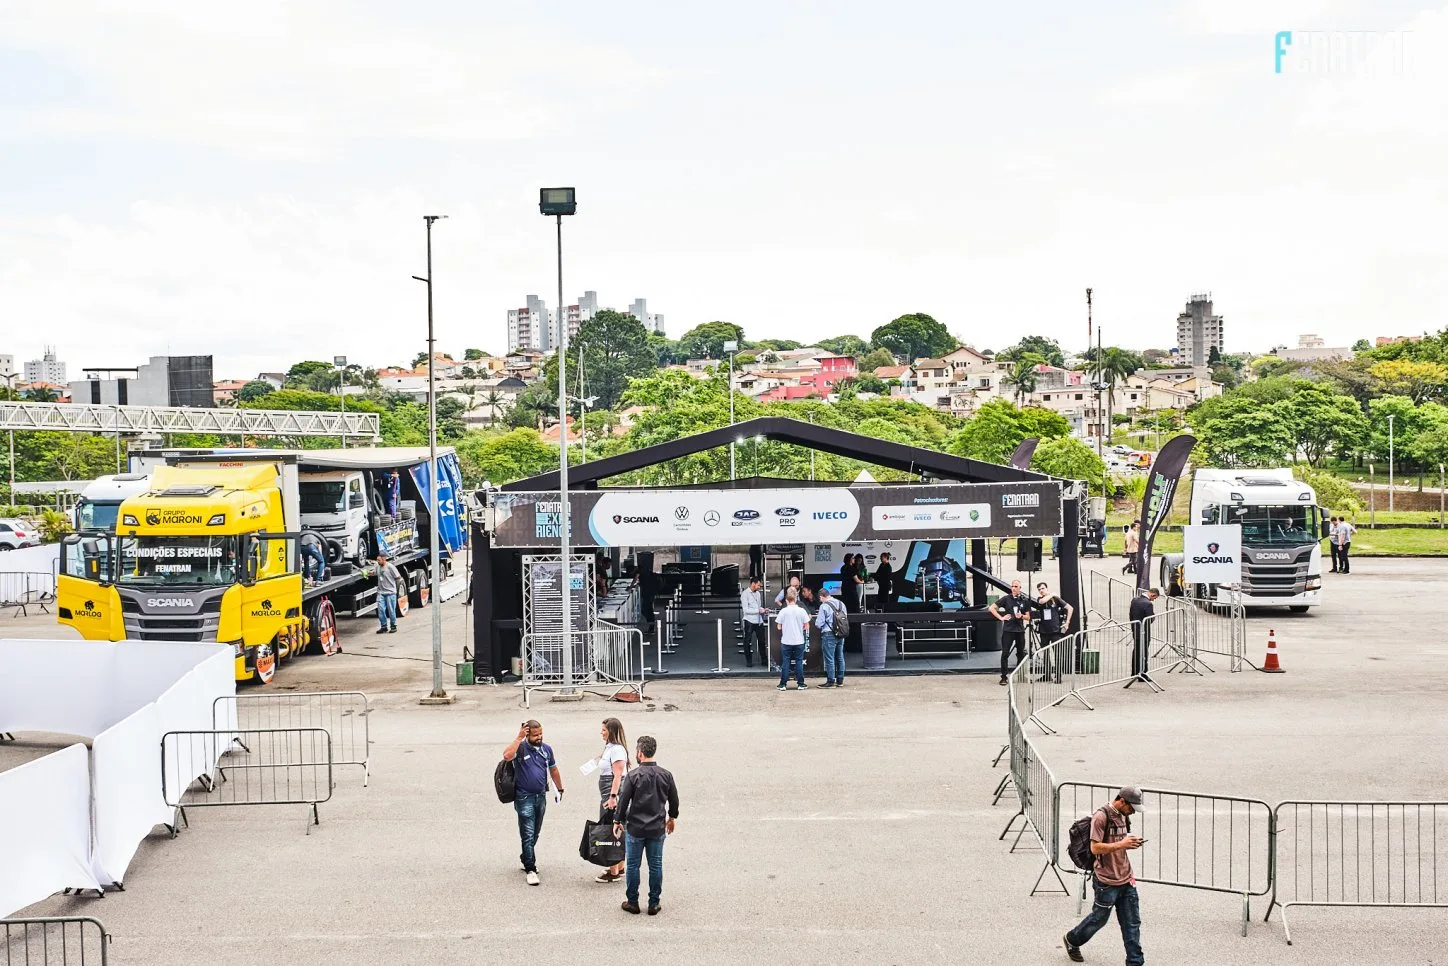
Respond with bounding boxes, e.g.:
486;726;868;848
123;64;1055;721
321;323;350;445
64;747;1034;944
1002;493;1040;508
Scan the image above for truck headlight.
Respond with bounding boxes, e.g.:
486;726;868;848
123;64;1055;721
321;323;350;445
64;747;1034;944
207;514;226;526
1305;576;1321;591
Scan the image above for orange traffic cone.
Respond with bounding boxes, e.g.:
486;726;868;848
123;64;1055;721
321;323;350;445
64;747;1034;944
1261;629;1286;673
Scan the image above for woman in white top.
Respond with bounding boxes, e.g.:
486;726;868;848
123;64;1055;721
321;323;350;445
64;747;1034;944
595;717;630;883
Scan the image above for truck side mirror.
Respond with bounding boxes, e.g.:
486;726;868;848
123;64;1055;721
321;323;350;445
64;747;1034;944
349;494;365;509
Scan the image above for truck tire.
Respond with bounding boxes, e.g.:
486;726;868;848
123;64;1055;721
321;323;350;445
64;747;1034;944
253;643;276;684
1289;605;1309;614
407;567;429;609
307;597;340;655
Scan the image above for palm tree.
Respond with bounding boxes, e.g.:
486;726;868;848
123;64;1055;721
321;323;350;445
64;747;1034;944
1009;353;1044;405
1088;347;1142;443
482;390;506;423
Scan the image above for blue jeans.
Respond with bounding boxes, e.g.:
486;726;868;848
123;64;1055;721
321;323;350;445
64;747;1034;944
1067;878;1143;966
625;832;665;908
377;593;398;629
821;632;844;684
303;544;328;580
778;643;805;686
514;791;547;872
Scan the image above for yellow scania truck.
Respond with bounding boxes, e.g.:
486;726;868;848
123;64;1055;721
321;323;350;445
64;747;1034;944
57;447;465;683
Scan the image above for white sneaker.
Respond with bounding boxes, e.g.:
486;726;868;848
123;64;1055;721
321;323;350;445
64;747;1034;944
526;871;540;886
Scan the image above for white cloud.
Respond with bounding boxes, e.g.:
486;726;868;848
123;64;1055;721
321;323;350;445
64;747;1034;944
1179;0;1363;35
0;0;663;159
1098;59;1261;107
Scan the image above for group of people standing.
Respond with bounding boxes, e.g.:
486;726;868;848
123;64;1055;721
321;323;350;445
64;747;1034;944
837;552;897;611
502;718;681;916
989;579;1075;684
1327;516;1356;574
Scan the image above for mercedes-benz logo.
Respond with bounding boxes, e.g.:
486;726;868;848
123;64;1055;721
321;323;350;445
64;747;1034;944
674;506;690;521
703;510;721;527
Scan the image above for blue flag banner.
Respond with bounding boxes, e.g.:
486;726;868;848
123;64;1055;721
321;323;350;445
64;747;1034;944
408;454;468;554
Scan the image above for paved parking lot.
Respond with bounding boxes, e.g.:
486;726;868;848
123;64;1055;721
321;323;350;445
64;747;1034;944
7;559;1448;964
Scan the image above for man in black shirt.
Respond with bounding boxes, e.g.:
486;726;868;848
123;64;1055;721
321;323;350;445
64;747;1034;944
990;580;1033;685
1128;588;1159;681
874;552;896;612
613;735;680;916
1033;581;1075;683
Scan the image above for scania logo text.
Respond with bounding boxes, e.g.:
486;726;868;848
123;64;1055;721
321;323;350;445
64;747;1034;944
146;598;196;608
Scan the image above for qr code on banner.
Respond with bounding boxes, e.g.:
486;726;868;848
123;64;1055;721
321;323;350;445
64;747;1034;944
814;546;833;563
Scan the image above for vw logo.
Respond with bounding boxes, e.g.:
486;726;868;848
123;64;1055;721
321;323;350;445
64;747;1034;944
674;506;690;521
703;511;721;527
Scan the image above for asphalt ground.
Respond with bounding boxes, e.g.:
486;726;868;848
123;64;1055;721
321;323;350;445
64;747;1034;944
5;558;1447;964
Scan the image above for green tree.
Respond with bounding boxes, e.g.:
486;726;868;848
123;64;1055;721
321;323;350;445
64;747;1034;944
1367;395;1422;468
1031;437;1107;491
1351;338;1372;353
854;373;888;394
552;309;657;410
463;348;485;361
1283;382;1369;466
999;335;1065;368
752;339;802;352
1208;345;1222;365
1369;359;1448;405
1410;403;1448;476
817;334;870;357
285;360;334;391
237;379;274;403
869;313;956;361
1189;397;1295;467
25;386;59;402
648;332;685;367
504;383;558;430
858;348;897;371
453;428;558;487
945;400;1066;465
677;321;745;360
1007;353;1044;404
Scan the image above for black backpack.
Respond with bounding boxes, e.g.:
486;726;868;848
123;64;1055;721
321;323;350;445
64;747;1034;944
1067;807;1130;870
494;757;516;803
828;599;849;637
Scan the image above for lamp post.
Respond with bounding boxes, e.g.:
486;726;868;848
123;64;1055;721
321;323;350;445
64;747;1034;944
540;187;578;690
1387;414;1395;512
571;395;597;461
412;214;450;703
0;371;16;501
724;340;738;480
334;355;348;448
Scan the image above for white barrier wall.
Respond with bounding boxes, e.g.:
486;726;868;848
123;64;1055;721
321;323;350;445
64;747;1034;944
0;744;102;918
0;542;59;575
0;639;234;908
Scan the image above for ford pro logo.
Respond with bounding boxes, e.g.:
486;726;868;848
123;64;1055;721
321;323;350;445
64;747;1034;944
774;507;799;517
734;510;760;521
147;598;196;609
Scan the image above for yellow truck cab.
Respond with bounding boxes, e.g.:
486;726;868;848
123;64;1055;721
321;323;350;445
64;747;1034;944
59;459;304;683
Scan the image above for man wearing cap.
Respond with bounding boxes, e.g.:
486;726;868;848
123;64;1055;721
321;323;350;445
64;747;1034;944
1063;786;1146;965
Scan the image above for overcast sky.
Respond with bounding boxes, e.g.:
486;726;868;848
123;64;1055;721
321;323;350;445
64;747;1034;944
1;0;1443;379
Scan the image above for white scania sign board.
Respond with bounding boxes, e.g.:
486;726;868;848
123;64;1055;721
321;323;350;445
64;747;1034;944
1183;524;1243;584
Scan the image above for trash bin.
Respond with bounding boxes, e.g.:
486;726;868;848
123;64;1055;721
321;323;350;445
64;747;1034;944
862;623;887;670
456;647;475;686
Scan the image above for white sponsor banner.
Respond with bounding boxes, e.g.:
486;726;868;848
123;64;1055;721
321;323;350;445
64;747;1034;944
1183;524;1243;584
587;489;860;547
872;503;991;532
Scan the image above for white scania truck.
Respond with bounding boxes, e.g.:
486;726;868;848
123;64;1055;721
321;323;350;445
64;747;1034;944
1161;468;1324;612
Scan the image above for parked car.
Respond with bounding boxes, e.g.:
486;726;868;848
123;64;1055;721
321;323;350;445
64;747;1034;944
0;519;40;550
1112;444;1131;454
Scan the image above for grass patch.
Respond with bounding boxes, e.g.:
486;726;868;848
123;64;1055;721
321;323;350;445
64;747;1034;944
1346;529;1448;555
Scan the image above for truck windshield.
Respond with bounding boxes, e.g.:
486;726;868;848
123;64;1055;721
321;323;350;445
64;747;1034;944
1228;505;1317;546
116;536;239;586
300;482;345;514
77;501;119;532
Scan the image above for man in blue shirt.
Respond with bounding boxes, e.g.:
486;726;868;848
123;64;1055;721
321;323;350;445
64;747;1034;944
503;720;564;885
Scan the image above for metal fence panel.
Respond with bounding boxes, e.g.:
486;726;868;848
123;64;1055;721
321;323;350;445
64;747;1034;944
1269;801;1448;944
1;917;111;965
0;573;54;616
161;728;333;833
520;628;644;706
213;691;371;786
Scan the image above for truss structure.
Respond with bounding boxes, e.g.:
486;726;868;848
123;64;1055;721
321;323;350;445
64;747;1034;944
0;402;379;438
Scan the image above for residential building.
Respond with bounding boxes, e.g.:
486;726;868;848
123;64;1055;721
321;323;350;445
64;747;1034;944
507;295;554;353
912;358;952;393
1175;294;1225;366
0;354;14;379
1275;335;1353;363
374;367;428;397
1376;335;1423;347
25;346;67;385
212;379;249;405
873;364;915;391
257;372;287;390
69;355;214;408
626;298;665;333
561;290;599;337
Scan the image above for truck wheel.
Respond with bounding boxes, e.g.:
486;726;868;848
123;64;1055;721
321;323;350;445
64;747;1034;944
1289;605;1309;614
396;585;410;618
408;568;428;609
307;598;340;655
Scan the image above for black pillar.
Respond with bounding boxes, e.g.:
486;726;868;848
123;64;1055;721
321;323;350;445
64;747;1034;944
1059;498;1083;633
970;539;988;609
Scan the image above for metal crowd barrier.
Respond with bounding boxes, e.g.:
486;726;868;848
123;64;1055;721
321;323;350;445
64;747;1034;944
1056;781;1274;934
1;917;111;966
1268;801;1448;944
161;728;333;834
213;691;371;786
520;627;645;706
1178;587;1254;671
1000;661;1068;894
0;572;55;617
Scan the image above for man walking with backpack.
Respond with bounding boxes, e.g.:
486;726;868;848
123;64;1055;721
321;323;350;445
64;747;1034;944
502;720;564;886
1064;786;1146;965
815;586;849;688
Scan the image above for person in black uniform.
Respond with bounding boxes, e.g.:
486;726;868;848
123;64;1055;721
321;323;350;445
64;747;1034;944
839;555;858;613
990;580;1033;685
873;552;896;612
1128;588;1159;680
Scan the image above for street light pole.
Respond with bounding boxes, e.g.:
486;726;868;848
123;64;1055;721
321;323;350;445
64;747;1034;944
413;214;450;703
724;340;738;480
0;372;16;500
539;188;578;691
1387;414;1395;512
335;355;348;448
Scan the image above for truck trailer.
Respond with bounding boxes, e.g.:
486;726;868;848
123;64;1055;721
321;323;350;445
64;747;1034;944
56;446;466;683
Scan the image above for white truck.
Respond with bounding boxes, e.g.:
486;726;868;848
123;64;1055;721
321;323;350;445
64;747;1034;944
75;474;154;533
1161;468;1324;612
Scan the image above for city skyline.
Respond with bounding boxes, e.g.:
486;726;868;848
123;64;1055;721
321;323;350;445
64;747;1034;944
1;0;1443;376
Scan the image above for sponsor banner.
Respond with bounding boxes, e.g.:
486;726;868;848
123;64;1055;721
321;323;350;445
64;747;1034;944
489;481;1062;548
1134;434;1195;591
1008;437;1039;470
1183;525;1243;584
